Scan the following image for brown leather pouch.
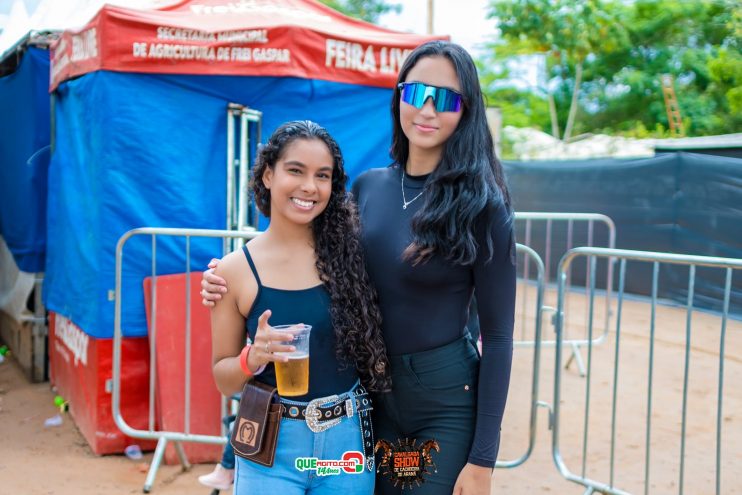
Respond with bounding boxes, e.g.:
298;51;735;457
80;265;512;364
230;380;283;467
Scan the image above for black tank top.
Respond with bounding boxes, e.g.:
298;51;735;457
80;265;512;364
242;245;358;401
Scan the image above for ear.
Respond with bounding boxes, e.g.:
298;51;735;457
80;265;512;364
262;166;273;189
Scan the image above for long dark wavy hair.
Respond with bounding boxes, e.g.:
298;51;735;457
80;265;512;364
391;41;513;265
251;120;391;392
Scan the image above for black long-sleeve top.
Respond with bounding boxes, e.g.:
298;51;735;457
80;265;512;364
352;164;516;467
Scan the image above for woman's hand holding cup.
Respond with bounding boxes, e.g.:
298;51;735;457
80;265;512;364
247;309;298;371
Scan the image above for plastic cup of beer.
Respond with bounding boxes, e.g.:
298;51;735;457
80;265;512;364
272;324;311;396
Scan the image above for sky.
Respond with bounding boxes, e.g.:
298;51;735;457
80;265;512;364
377;0;496;57
0;0;498;56
0;0;39;33
379;0;541;90
0;0;538;88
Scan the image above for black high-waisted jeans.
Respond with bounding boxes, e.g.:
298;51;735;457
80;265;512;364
373;336;480;495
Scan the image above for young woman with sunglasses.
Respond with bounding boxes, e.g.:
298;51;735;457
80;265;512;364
203;42;515;495
209;120;390;494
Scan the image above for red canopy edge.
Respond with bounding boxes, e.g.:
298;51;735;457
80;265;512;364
50;0;447;90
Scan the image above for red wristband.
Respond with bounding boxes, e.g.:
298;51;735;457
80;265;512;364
239;344;253;377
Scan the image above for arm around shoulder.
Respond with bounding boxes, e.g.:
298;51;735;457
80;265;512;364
210;250;254;396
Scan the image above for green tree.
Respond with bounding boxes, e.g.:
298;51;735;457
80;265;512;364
477;57;551;129
584;0;741;136
483;87;551;130
318;0;400;23
483;0;742;138
709;49;742;115
487;0;629;140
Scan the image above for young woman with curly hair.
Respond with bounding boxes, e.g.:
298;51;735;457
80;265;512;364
206;41;516;495
210;120;389;495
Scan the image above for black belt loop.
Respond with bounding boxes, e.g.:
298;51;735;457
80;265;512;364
354;383;375;472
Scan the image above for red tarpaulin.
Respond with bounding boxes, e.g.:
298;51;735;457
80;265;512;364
48;313;157;455
143;273;224;465
50;0;446;90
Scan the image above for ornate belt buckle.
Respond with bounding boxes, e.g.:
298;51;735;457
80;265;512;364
305;394;340;433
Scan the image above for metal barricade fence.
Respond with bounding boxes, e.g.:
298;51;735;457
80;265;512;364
515;212;617;377
552;247;742;495
226;103;262;247
113;227;258;493
18;273;47;381
497;243;546;468
112;229;555;486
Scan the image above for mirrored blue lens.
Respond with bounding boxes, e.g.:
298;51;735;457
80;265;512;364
398;82;463;112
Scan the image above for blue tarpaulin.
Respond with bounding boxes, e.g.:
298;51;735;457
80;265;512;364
45;70;393;338
0;46;50;272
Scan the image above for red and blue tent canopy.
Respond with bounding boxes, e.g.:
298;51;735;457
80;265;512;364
44;0;445;339
50;0;440;90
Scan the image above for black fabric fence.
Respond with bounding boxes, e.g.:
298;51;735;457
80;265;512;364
504;151;742;316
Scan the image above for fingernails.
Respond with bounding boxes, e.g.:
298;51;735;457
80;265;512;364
221;288;227;293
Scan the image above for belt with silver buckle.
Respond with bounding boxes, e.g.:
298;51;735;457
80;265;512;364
280;383;375;471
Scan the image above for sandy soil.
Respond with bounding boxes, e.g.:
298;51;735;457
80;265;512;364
1;286;740;494
498;283;742;495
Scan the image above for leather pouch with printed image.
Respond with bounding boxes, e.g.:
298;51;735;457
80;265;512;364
230;380;282;467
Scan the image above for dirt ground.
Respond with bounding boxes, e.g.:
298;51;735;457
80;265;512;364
1;286;740;494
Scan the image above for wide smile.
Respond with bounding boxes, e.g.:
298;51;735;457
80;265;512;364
290;197;317;210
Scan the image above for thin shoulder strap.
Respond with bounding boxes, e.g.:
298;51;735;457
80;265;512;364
241;245;263;288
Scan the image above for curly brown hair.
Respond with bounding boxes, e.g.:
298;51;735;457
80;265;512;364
250;120;391;392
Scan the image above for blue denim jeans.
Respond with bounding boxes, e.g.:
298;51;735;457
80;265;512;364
221;394;241;470
221;417;236;470
234;382;375;494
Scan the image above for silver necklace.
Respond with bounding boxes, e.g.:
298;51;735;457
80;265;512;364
401;169;425;209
